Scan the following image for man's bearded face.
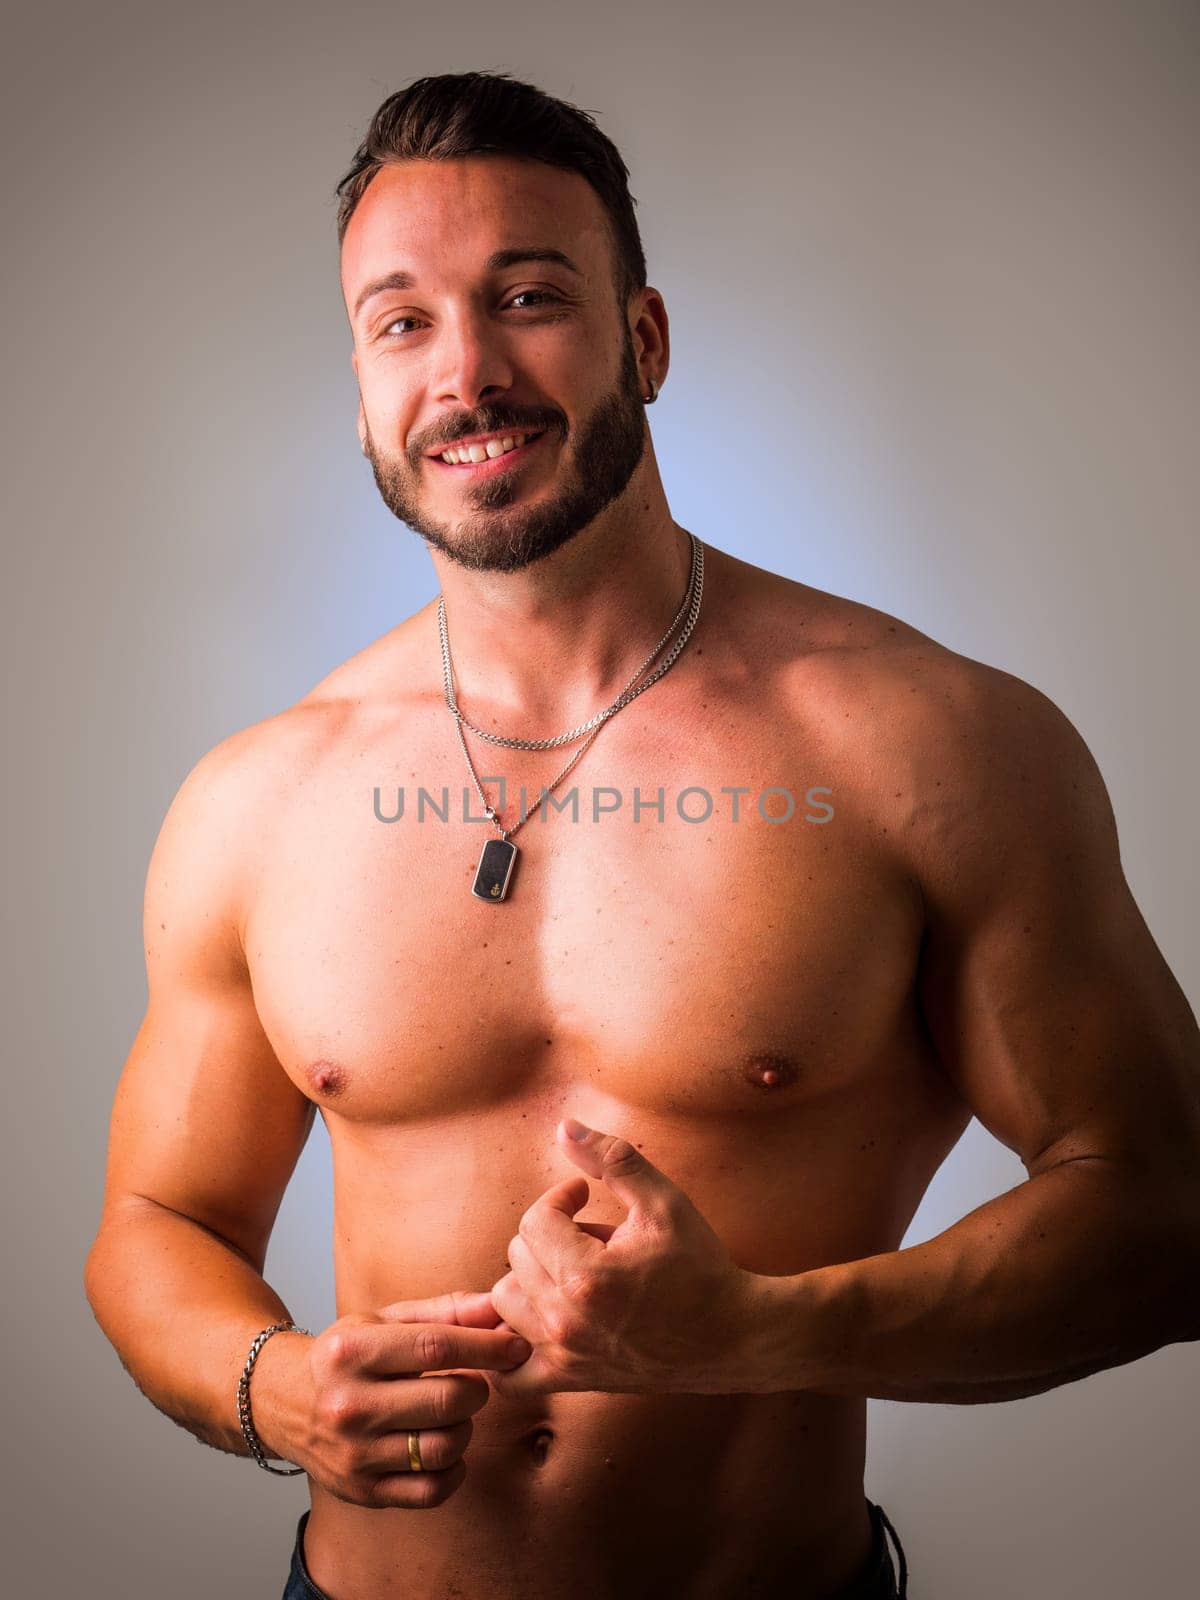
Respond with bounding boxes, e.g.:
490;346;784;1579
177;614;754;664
362;319;648;576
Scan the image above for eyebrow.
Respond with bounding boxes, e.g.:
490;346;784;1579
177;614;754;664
352;247;584;321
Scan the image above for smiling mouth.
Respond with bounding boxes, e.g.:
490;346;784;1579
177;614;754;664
430;431;550;477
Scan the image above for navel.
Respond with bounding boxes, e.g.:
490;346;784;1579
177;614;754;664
525;1426;554;1467
306;1057;349;1098
741;1051;801;1091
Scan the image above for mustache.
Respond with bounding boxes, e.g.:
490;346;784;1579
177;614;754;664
418;412;563;455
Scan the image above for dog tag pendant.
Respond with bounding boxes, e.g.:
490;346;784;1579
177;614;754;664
472;837;518;901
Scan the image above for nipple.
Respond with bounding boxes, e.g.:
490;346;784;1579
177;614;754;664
741;1052;800;1091
307;1058;348;1098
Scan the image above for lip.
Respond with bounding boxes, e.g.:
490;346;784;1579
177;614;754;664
428;430;550;478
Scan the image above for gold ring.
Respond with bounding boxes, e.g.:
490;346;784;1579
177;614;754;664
407;1430;424;1472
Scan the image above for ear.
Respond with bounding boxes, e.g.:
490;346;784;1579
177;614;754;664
628;285;669;391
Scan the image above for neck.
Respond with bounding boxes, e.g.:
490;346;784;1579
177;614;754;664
431;503;694;737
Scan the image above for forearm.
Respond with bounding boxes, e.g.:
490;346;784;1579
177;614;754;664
750;1158;1200;1402
84;1200;314;1459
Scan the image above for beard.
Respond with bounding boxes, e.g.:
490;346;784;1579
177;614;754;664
361;325;648;575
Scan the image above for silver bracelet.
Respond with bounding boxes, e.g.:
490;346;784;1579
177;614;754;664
237;1320;312;1475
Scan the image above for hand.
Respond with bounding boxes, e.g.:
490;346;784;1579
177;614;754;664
285;1290;533;1509
487;1119;758;1400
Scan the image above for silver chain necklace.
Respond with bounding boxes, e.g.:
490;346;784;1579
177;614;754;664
438;531;703;751
439;532;705;901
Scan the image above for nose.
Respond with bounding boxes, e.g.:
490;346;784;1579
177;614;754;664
432;303;515;412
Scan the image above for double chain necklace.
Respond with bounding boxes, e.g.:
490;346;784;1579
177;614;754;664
437;531;705;901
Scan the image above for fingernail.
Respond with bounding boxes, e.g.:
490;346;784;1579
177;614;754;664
508;1337;532;1361
565;1118;591;1141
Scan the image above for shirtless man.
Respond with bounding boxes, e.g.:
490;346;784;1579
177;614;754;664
84;70;1200;1600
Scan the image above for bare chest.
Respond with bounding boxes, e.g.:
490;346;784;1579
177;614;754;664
243;703;926;1131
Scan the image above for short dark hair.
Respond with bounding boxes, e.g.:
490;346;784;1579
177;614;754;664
334;70;647;312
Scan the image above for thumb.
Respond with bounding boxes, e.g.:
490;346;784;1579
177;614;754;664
557;1118;682;1216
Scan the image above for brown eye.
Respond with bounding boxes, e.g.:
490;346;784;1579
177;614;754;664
383;315;423;336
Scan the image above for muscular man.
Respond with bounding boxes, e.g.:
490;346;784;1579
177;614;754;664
84;70;1200;1600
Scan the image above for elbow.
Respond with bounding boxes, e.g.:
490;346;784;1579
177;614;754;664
1101;1160;1200;1347
82;1241;104;1317
83;1230;116;1322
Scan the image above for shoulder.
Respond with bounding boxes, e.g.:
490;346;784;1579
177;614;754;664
142;612;434;954
726;549;1101;784
142;698;350;957
802;624;1121;922
890;651;1121;922
715;548;1116;888
704;543;948;689
171;601;438;816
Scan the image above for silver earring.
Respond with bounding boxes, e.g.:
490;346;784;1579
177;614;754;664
643;377;659;405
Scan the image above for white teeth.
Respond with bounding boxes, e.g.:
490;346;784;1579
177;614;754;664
439;433;530;465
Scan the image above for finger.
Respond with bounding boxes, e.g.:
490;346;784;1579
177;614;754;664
507;1230;555;1297
343;1320;531;1378
557;1120;683;1218
363;1417;473;1473
518;1178;606;1285
376;1289;502;1328
487;1345;563;1402
376;1372;493;1430
368;1457;468;1511
489;1270;545;1343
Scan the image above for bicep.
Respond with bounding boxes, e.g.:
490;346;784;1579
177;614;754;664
98;739;315;1272
911;667;1200;1181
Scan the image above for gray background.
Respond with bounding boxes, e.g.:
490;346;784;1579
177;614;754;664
3;1;1197;1595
